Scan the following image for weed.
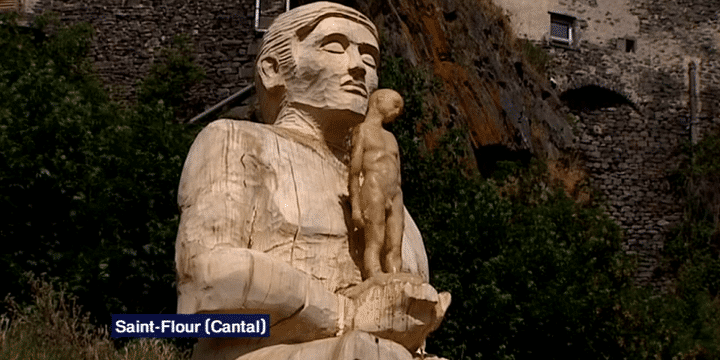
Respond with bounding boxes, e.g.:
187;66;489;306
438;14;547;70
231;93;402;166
521;40;552;75
0;276;189;360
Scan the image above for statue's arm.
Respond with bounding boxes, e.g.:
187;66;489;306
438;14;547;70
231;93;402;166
348;126;364;228
175;120;349;340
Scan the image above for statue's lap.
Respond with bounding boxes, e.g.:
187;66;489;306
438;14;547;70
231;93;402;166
193;331;412;360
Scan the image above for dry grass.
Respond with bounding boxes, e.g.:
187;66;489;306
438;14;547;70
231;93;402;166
0;277;189;360
548;156;591;204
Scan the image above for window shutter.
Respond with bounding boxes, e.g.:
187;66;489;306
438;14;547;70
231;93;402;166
551;21;569;40
549;12;576;46
255;0;289;32
0;0;20;12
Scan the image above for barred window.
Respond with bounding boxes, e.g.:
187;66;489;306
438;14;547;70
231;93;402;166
255;0;290;32
549;12;575;46
0;0;20;13
551;21;570;40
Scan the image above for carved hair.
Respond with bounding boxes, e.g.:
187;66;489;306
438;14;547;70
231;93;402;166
255;1;379;123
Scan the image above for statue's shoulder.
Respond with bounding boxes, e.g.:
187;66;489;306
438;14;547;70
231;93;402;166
179;119;277;203
189;119;279;154
198;118;274;139
182;119;276;174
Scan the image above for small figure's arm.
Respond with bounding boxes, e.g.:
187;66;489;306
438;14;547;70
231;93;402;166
349;125;365;230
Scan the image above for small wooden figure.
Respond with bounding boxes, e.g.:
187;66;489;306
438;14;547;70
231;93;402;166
349;89;405;279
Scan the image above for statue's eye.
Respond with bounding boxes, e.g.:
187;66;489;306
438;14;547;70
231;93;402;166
322;41;345;54
362;54;376;68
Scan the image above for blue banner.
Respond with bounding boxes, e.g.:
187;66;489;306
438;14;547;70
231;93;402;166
111;314;270;338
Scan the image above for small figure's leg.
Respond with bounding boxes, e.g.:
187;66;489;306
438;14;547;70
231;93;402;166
384;191;404;274
361;181;386;279
364;223;384;279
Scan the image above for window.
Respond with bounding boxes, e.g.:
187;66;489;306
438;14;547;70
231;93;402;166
0;0;20;13
255;0;290;32
1;0;39;25
0;0;39;15
625;38;636;53
548;12;576;46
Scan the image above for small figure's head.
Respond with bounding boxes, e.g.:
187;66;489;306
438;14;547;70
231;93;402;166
255;2;380;124
369;89;404;124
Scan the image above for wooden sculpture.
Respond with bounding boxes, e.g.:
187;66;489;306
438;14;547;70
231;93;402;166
175;3;451;359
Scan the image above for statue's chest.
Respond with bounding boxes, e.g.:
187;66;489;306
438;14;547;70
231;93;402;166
268;141;349;235
259;136;362;289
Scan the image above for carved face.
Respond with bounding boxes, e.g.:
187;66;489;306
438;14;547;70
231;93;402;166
286;17;380;115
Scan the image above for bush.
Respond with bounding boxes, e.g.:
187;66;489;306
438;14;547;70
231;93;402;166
649;131;720;359
0;276;188;360
0;12;203;326
136;33;206;119
379;53;635;359
521;40;552;75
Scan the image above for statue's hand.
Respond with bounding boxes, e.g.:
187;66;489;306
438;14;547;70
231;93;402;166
352;208;365;230
340;273;451;353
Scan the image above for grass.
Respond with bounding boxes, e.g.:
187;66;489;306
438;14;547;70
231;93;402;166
521;39;552;75
0;277;190;360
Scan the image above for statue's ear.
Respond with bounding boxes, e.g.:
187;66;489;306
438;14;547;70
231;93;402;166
258;55;284;91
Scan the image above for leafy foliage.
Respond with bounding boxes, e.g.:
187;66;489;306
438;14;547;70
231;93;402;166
520;40;552;75
380;53;720;359
2;9;720;360
136;34;206;119
0;13;203;325
652;132;720;358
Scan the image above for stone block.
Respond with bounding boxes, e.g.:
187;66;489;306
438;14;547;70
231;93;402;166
217;67;236;75
247;40;260;56
240;66;255;79
222;39;244;46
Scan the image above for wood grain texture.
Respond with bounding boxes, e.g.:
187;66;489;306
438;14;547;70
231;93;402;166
176;120;443;359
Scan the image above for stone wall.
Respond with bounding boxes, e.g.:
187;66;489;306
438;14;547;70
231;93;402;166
37;0;261;113
574;104;685;284
542;1;720;285
31;0;720;283
494;0;640;46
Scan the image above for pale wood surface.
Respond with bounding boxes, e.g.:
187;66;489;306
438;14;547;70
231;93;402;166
235;331;413;360
176;120;445;359
176;3;448;358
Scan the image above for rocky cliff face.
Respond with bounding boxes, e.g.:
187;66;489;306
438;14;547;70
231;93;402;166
303;0;576;176
40;0;577;183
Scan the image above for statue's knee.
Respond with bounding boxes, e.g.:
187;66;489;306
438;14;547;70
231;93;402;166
335;331;412;360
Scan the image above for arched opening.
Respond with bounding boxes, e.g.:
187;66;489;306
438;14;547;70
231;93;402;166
560;85;634;112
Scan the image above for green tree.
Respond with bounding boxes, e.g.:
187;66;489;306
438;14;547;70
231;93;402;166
0;13;203;324
136;33;206;120
379;55;636;360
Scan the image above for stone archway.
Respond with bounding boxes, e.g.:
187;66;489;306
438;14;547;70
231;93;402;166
560;83;637;112
563;85;684;287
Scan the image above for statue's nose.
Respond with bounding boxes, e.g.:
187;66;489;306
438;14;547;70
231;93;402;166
347;46;366;79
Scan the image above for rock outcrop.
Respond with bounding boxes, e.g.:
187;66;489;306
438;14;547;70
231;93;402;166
37;0;576;176
316;0;576;173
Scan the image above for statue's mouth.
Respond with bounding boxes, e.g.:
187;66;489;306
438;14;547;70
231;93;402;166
341;82;367;97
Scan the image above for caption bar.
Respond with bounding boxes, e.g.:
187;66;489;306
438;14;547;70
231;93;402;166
111;314;269;338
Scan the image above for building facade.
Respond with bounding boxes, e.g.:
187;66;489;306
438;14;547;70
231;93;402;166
6;0;719;284
497;0;720;284
17;0;273;112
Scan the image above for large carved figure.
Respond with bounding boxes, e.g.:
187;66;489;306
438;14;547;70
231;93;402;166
175;3;450;359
